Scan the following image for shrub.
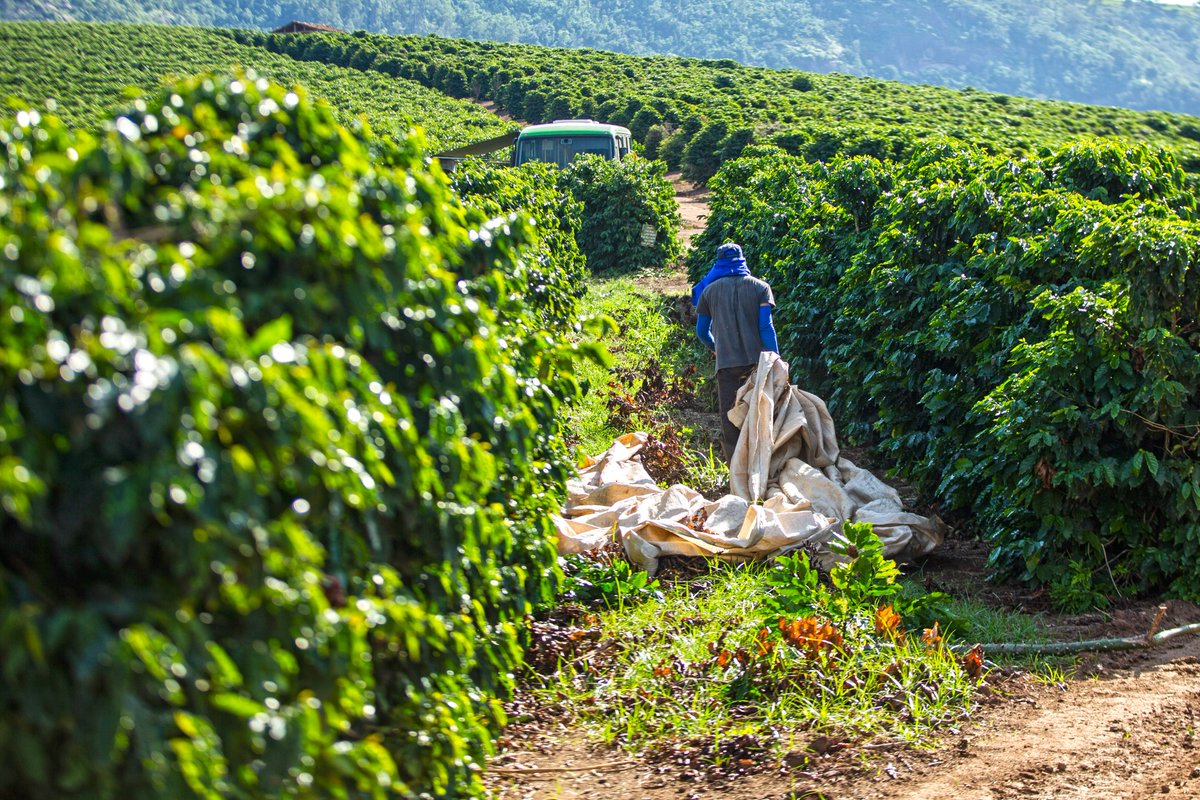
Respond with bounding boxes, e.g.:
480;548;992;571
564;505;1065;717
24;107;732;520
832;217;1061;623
719;125;756;163
690;146;889;392
560;155;682;273
658;128;691;169
790;74;815;92
348;46;376;71
628;106;663;142
450;160;588;326
440;68;470;98
1179;122;1200;143
643;123;667;160
0;74;588;798
681;119;730;183
546;94;577;121
523;89;548;122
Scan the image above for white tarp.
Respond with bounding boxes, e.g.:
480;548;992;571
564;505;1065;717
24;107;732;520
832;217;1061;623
554;352;944;575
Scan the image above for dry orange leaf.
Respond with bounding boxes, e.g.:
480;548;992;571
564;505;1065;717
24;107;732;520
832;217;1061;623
755;627;774;657
874;604;903;638
779;616;844;658
921;621;942;647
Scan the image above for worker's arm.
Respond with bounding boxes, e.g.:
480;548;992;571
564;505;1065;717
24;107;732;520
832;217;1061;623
696;314;716;351
758;304;779;353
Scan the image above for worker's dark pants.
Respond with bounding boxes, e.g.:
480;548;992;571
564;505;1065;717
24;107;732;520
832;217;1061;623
716;364;755;462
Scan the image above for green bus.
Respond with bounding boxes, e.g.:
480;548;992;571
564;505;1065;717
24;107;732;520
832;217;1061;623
513;119;633;167
434;119;633;171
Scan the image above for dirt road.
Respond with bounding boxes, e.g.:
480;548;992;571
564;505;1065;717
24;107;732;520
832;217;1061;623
859;632;1200;800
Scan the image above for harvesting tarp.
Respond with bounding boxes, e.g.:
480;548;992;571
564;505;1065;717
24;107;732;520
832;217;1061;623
554;352;944;574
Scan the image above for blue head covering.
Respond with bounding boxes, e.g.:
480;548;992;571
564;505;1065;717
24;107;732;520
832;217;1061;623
691;242;750;306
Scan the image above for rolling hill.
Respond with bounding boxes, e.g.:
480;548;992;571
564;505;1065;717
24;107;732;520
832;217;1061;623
6;21;1200;186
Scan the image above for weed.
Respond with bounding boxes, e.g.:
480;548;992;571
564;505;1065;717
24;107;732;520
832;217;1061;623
1049;560;1113;613
560;552;664;609
538;527;985;766
1027;660;1072;688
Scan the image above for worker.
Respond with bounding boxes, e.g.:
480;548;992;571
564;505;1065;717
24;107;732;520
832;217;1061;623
693;242;779;460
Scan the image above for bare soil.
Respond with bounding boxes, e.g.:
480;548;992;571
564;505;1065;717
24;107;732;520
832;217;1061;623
478;99;516;123
670;172;710;250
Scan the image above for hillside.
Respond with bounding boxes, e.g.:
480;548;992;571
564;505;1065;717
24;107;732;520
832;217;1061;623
0;21;511;150
9;22;1200;185
5;13;1200;800
4;0;1200;115
241;26;1200;182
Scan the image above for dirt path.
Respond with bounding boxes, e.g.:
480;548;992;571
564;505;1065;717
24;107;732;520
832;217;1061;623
888;645;1200;799
670;171;709;249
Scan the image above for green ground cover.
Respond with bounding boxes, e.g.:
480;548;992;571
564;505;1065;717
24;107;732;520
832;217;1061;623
545;525;1041;763
565;274;726;493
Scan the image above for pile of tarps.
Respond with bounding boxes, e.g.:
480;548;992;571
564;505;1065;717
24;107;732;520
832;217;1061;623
553;352;944;575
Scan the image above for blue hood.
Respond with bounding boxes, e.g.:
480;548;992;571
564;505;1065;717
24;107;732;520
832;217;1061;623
691;243;750;306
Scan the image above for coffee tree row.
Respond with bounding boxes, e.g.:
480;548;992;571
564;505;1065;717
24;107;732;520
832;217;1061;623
231;27;1200;183
692;140;1200;607
0;22;513;151
0;74;593;798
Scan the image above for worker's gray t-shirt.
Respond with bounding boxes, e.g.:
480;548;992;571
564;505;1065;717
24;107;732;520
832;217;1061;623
697;275;775;370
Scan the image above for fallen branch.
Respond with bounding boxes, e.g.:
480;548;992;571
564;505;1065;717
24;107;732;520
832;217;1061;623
952;614;1200;656
488;760;639;775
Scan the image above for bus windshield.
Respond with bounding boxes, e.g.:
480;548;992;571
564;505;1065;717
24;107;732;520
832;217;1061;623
515;135;615;167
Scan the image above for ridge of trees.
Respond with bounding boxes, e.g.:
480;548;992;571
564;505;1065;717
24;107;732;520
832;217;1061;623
0;21;513;151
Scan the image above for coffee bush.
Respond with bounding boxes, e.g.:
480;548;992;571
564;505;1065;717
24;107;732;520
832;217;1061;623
560;154;682;273
0;73;588;798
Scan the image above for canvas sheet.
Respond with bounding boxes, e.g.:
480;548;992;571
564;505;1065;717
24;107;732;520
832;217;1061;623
554;352;944;575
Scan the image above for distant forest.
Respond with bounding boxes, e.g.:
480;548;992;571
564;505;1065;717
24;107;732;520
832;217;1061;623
4;0;1200;115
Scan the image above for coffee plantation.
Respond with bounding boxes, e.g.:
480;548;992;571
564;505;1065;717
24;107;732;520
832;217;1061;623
238;26;1200;182
559;153;682;273
693;140;1200;606
0;21;514;150
0;73;593;798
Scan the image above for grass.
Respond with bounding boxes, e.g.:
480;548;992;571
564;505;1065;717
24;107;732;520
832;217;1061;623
566;271;723;486
930;594;1048;644
545;559;983;757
